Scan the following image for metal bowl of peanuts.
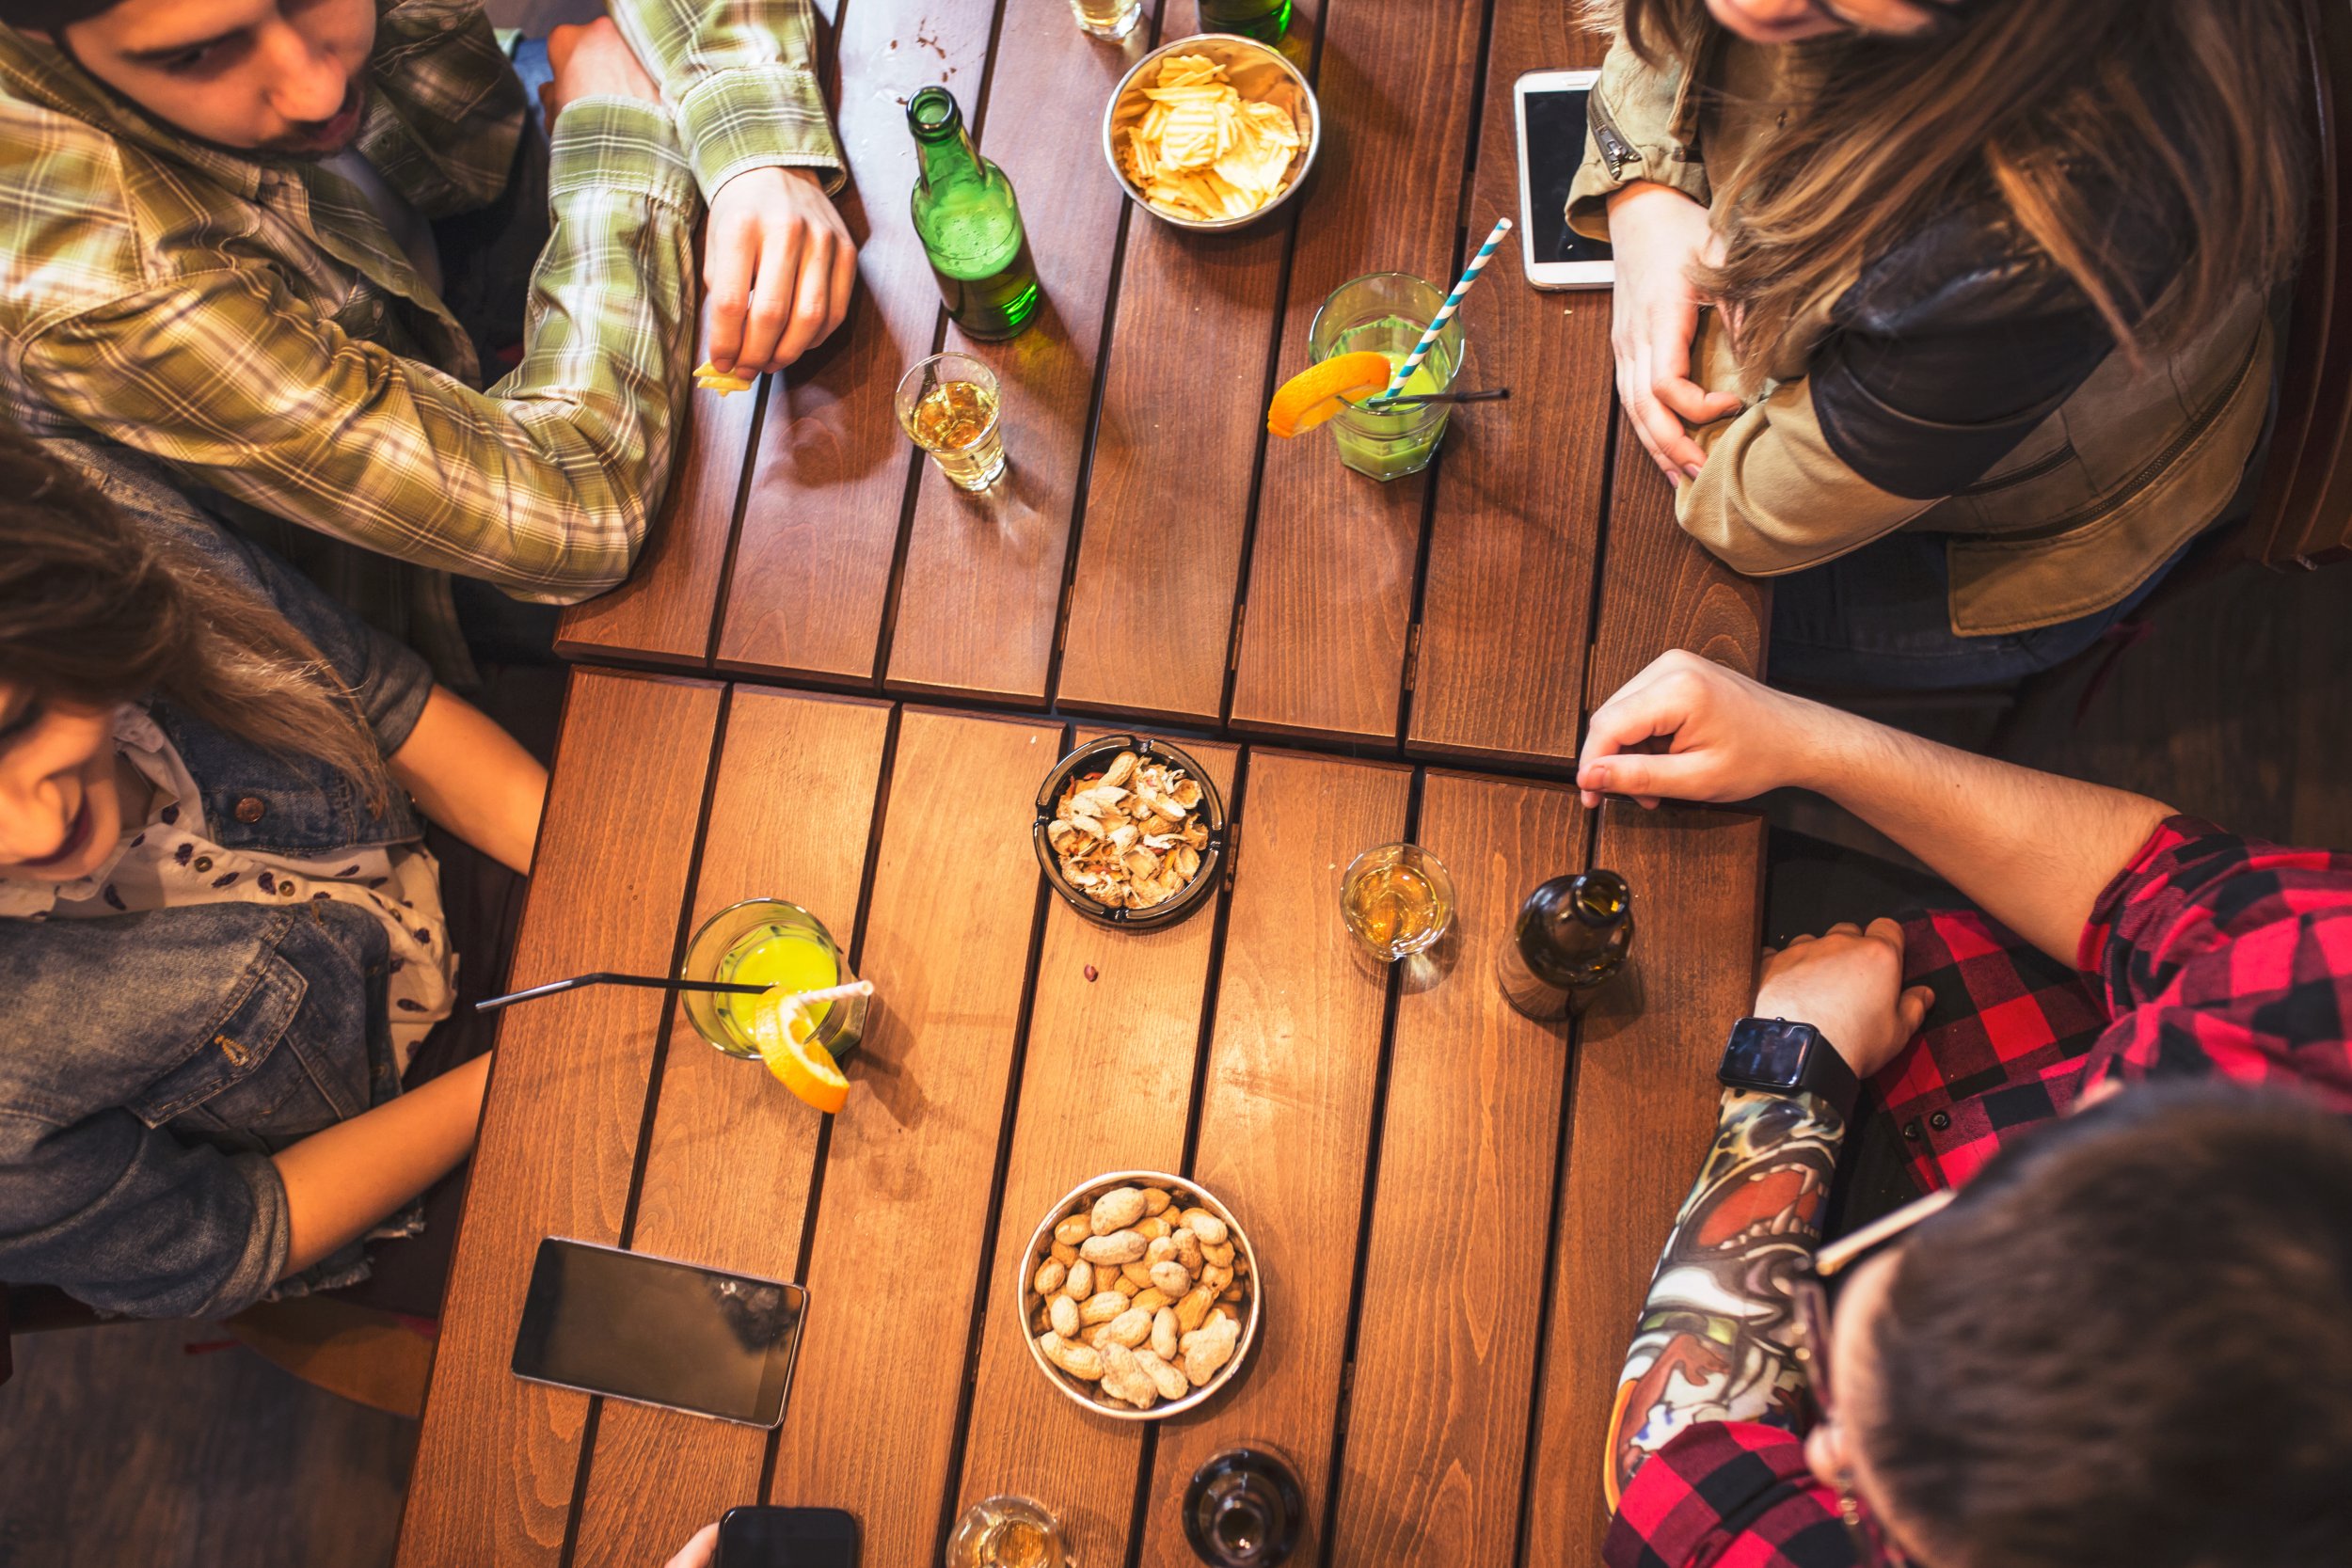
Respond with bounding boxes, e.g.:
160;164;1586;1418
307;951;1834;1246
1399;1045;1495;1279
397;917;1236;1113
1019;1171;1261;1420
1101;34;1320;232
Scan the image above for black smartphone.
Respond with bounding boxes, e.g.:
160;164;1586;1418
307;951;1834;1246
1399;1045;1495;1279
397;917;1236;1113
1515;68;1617;289
510;1238;807;1427
717;1506;859;1568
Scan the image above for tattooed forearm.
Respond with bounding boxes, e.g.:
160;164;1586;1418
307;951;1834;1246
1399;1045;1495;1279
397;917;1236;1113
1604;1087;1846;1508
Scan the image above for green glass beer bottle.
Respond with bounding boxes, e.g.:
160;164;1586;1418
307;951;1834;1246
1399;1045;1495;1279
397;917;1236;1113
905;87;1041;341
1495;869;1633;1021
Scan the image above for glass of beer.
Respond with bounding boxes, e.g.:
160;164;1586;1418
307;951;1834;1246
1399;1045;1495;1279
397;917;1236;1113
1340;843;1454;962
897;352;1008;492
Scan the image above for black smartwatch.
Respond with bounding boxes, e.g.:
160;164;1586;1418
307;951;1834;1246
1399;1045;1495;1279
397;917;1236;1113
1719;1017;1861;1124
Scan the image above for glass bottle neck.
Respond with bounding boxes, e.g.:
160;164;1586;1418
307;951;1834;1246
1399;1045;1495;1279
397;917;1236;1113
914;123;985;194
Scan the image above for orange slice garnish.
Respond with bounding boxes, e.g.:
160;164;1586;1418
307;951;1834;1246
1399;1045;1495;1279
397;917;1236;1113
1266;351;1395;438
748;987;850;1115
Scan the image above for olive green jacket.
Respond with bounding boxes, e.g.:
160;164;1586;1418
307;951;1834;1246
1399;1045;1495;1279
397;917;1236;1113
1565;30;2272;637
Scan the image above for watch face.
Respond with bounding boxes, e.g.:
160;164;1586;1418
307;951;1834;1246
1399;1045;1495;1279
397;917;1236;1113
1724;1020;1816;1089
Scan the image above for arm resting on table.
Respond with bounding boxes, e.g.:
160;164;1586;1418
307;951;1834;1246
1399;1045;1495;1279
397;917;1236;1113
1605;1087;1846;1508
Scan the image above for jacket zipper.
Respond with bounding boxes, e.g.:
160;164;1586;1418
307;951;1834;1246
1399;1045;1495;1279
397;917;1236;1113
1963;324;2265;538
1590;89;1636;181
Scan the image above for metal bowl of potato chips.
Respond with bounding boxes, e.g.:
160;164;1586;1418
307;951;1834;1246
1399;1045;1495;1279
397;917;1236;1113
1102;34;1320;232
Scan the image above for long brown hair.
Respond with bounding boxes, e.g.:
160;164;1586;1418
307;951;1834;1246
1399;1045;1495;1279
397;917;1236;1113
1606;0;2309;388
0;428;390;814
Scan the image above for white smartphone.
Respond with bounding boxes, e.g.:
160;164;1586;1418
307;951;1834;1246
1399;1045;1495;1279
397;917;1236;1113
1515;68;1615;290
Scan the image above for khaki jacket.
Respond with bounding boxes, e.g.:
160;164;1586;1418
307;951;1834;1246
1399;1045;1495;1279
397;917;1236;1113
1565;30;2272;636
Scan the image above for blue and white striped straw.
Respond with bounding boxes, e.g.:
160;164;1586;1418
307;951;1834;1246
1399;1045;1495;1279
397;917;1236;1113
1378;216;1514;402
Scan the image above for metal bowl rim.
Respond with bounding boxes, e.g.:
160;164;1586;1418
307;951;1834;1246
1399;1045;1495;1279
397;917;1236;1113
1014;1167;1263;1421
1032;734;1228;929
1098;32;1323;233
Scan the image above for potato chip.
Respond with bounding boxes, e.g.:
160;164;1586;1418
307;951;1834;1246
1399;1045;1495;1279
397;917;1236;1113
1121;54;1303;224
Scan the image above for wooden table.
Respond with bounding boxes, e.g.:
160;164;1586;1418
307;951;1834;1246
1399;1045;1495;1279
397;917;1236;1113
398;0;1769;1563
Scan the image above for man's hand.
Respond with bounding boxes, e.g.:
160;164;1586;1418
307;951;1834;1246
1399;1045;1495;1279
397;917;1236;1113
1755;920;1934;1080
1577;649;1846;809
663;1523;719;1568
542;19;663;126
1605;182;1742;485
703;166;857;376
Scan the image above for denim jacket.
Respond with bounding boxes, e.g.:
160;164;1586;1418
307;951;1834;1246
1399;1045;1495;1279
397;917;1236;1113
0;443;434;1319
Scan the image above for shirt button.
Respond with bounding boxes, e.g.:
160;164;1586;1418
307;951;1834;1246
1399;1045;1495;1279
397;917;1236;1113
234;797;267;824
1902;1119;1924;1141
1930;1111;1953;1132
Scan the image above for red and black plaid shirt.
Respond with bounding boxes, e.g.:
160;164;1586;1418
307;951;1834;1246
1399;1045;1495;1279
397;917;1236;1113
1604;818;2352;1568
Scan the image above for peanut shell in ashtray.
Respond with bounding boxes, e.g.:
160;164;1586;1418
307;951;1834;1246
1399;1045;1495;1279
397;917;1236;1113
1026;1177;1255;1415
1044;752;1210;912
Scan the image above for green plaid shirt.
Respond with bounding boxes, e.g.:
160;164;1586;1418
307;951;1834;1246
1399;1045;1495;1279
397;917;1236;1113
0;0;843;675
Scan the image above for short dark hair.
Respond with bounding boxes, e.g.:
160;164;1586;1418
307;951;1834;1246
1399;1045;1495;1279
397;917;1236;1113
1865;1085;2352;1568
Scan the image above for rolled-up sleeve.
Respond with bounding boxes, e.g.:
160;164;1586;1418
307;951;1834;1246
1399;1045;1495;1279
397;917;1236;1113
0;1112;291;1320
1565;29;1710;243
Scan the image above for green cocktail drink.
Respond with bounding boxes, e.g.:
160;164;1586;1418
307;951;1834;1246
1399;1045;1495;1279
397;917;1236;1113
1310;274;1465;482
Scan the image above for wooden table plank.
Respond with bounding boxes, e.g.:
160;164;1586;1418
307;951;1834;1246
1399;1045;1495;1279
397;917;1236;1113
882;0;1154;705
714;2;995;685
949;736;1241;1566
1324;769;1585;1567
570;689;893;1568
1136;750;1408;1568
555;378;762;668
1056;8;1324;729
1584;420;1772;704
1405;0;1609;770
1521;803;1765;1568
764;709;1060;1566
1228;0;1487;745
397;671;723;1568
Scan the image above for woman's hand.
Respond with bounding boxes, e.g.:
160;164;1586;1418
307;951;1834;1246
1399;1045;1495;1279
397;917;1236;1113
1755;920;1934;1080
1576;649;1849;809
1604;182;1743;484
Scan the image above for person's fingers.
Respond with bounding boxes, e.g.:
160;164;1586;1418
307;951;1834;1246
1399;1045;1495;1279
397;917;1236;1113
701;218;759;373
663;1523;722;1568
822;226;858;343
1575;751;1708;806
740;228;804;372
1825;921;1864;939
1865;915;1909;952
1896;984;1935;1038
1783;931;1818;948
770;230;836;368
1652;374;1744;427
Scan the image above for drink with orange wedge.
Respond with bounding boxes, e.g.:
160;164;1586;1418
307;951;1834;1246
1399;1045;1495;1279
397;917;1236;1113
680;899;867;1095
1273;273;1465;482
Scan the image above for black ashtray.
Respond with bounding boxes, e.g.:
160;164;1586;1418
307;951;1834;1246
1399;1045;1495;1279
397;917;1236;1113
1032;734;1229;931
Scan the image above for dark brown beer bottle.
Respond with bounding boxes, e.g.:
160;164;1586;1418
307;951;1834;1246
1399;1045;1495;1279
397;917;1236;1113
1184;1447;1303;1566
1495;869;1633;1020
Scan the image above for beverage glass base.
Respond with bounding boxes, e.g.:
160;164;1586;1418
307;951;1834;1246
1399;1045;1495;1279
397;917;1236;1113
1072;0;1144;37
930;440;1009;492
